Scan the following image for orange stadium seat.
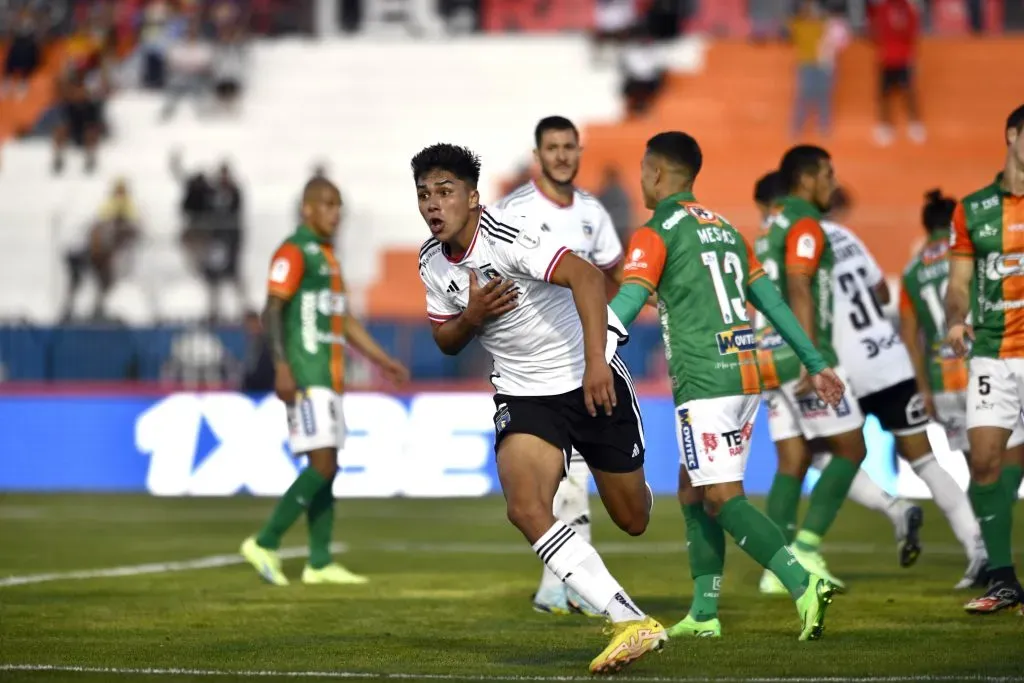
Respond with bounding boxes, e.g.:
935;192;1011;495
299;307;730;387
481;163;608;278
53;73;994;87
364;37;1024;319
0;40;66;143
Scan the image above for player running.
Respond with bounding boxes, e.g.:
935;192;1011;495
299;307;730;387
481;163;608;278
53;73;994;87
945;105;1024;614
497;116;625;618
609;131;841;640
755;146;868;592
240;177;410;586
413;143;666;673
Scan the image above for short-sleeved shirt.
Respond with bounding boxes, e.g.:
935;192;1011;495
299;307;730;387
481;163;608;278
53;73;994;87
949;173;1024;358
419;205;624;397
496;181;624;270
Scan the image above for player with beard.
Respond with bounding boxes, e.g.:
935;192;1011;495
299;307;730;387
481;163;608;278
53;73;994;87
497;116;626;617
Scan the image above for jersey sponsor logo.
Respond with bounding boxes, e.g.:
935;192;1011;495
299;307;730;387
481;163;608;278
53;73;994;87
303;242;321;255
722;429;744;456
516;231;540;249
980;196;1000;211
716;327;756;355
663;209;687;231
1009;224;1024;232
624;248;648;273
756;329;786;351
860;331;901;359
269;257;291;284
678;408;699;470
977;223;998;239
983;253;1024;281
299;394;317;436
795;234;817;259
316;290;347;316
696;226;736;246
540;223;551;232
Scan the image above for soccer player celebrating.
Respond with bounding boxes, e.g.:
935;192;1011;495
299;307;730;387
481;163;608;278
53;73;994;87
754;146;867;591
413;143;666;673
240;177;410;586
497;116;625;617
945;105;1024;613
609;131;841;640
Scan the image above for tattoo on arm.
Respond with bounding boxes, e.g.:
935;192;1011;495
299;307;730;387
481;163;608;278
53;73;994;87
264;297;288;364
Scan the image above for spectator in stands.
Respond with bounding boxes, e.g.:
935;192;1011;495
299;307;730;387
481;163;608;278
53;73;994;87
211;23;246;115
619;26;666;118
241;309;275;393
1;8;42;101
591;0;636;64
137;0;184;90
162;323;241;388
867;0;925;145
61;181;141;321
52;71;104;174
160;18;213;121
789;0;832;137
596;165;634;245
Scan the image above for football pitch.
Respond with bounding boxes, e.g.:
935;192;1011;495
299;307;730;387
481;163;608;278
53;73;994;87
1;494;1022;683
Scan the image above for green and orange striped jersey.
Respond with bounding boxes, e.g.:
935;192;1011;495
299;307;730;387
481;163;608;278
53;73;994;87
899;230;968;393
266;224;347;393
620;191;763;405
753;195;839;388
950;174;1024;359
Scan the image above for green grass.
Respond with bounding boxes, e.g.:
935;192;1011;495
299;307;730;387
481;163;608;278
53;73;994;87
0;494;1022;682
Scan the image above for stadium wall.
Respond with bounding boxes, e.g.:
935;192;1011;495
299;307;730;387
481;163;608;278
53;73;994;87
1;389;1006;500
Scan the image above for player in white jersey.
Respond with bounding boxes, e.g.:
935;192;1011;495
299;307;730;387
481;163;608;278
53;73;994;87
412;143;666;674
496;116;625;618
757;174;988;591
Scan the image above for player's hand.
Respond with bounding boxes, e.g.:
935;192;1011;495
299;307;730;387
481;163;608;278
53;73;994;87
274;362;298;404
946;322;974;358
810;368;846;409
919;388;936;419
379;356;410;387
583;360;617;417
463;271;519;326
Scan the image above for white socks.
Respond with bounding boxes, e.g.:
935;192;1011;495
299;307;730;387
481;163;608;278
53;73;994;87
910;454;985;559
532;521;644;623
813;452;910;531
537;456;593;597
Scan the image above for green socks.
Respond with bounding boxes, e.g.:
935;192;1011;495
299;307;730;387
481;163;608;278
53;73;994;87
682;503;725;621
766;473;802;544
1001;463;1023;500
717;496;810;598
800;456;858;538
256;467;329;550
969;480;1014;570
306;481;335;569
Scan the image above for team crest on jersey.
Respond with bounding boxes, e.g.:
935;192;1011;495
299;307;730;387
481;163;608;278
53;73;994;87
716;327;756;355
686;204;722;226
678;408;699;470
494;404;511;433
582;222;594;237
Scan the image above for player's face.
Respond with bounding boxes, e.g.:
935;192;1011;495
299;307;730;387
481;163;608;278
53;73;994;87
811;158;837;212
303;187;342;238
416;169;480;243
534;129;581;186
639;152;661;210
1010;126;1024;165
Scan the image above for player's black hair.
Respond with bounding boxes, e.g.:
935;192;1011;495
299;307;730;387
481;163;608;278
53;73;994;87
645;131;702;180
779;145;830;192
534;116;579;148
754;171;784;205
921;188;957;234
1006;104;1024;144
411;143;481;188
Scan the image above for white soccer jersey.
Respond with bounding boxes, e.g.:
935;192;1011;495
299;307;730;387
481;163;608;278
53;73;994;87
824;221;914;397
496;181;624;271
420;206;625;397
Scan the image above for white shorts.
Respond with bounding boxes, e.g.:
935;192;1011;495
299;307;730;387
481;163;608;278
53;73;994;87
676;394;760;487
935;389;1024;452
286;386;346;455
965;357;1024;437
766;366;865;441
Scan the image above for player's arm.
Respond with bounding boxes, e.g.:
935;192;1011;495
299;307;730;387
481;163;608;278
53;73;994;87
897;285;933;412
265;244;304;401
745;237;828;375
945;203;975;355
783;218;826;345
592;206;626;288
346;314;410;386
609;226;666;328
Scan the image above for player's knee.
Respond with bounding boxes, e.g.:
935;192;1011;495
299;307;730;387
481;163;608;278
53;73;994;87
506;499;550;537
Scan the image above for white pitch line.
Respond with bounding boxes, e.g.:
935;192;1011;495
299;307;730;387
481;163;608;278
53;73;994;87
0;542;347;588
1;666;1021;683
